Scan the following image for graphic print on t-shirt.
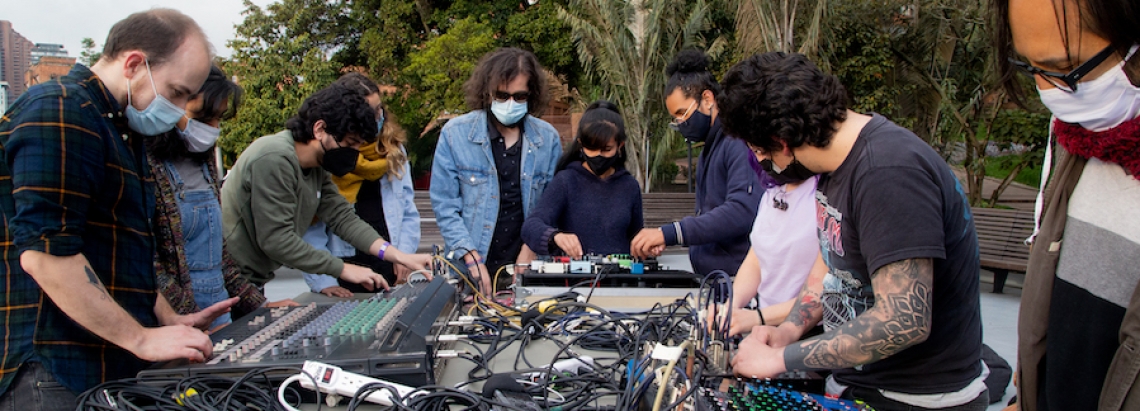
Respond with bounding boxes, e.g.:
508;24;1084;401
816;190;873;332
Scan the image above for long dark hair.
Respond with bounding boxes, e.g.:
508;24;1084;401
555;100;628;172
992;0;1140;106
147;64;242;161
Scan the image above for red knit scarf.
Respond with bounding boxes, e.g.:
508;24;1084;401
1054;115;1140;180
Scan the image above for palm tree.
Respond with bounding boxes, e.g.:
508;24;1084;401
558;0;714;191
731;0;827;61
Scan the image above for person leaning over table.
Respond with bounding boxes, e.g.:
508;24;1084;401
148;64;298;328
0;9;234;408
221;83;433;294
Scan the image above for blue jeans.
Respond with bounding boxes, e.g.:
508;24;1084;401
167;161;230;328
0;362;77;411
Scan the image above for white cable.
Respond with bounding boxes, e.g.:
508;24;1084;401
277;375;305;411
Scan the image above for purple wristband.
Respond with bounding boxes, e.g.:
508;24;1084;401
377;241;391;261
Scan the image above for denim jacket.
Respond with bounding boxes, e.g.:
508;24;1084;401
303;148;421;292
430;110;562;258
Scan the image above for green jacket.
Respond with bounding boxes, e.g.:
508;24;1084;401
222;130;380;286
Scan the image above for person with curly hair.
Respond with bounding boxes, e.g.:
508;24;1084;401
629;49;761;277
720;52;987;410
430;48;562;293
303;72;422;297
221;83;433;292
994;0;1140;409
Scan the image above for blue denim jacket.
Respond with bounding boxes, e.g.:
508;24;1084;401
430;111;562;258
303;148;422;292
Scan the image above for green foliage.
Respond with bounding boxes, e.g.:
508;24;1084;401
80;38;102;67
402;17;496;117
219;0;339;167
503;0;582;88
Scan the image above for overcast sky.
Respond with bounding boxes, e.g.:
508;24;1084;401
4;0;276;59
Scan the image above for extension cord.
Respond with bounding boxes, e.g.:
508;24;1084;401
298;361;416;406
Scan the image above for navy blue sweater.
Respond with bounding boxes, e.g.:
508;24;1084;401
660;118;761;275
522;162;644;256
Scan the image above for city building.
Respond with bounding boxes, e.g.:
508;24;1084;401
0;81;8;114
30;43;68;65
0;21;33;102
26;56;76;88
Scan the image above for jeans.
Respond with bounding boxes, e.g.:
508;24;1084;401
0;362;77;411
168;161;230;328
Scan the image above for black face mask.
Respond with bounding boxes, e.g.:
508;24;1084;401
759;157;816;185
320;138;359;177
583;152;621;176
676;108;712;142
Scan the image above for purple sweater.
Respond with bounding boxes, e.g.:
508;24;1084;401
522;162;643;256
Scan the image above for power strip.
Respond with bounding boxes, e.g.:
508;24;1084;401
298;361;416;406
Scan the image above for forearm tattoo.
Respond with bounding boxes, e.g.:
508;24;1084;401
784;273;824;328
784;259;933;370
85;265;110;300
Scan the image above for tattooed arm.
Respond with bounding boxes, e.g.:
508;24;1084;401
784;258;933;370
732;258;932;378
20;251;216;362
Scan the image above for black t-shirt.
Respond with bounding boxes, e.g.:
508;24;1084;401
816;114;982;394
341;178;395;287
485;119;525;274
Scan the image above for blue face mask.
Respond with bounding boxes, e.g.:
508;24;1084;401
490;99;528;127
125;58;186;136
376;108;386;136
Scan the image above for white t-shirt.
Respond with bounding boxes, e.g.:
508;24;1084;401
750;175;819;308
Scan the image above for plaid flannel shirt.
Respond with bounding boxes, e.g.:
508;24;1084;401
0;64;159;395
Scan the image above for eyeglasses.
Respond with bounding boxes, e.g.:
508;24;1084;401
493;91;530;103
1009;44;1116;93
668;101;698;130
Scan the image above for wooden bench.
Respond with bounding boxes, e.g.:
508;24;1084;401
413;191;697;253
971;207;1034;293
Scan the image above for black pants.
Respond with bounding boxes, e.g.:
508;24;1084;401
0;362;78;411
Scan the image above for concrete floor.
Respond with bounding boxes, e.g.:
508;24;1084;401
265;254;1021;410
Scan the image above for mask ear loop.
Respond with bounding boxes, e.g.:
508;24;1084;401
1026;118;1055;245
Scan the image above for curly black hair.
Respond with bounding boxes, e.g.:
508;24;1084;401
665;49;721;99
717;52;848;153
555;100;628;172
286;83;378;144
462;47;549;116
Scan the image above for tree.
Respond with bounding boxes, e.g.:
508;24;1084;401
80;38;101;66
219;0;340;166
731;0;827;61
558;0;715;190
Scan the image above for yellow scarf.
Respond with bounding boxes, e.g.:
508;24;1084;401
331;141;389;203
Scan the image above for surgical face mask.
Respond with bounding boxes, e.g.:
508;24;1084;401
376;108;386;136
125;58;186;136
675;105;712;142
490;99;528;127
319;136;359;177
759;156;815;185
1038;46;1140;131
583;151;621;176
178;119;221;153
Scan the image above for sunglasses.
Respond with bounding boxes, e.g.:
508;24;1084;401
1009;44;1116;93
493;91;530;103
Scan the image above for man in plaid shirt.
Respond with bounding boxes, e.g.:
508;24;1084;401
0;9;232;408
